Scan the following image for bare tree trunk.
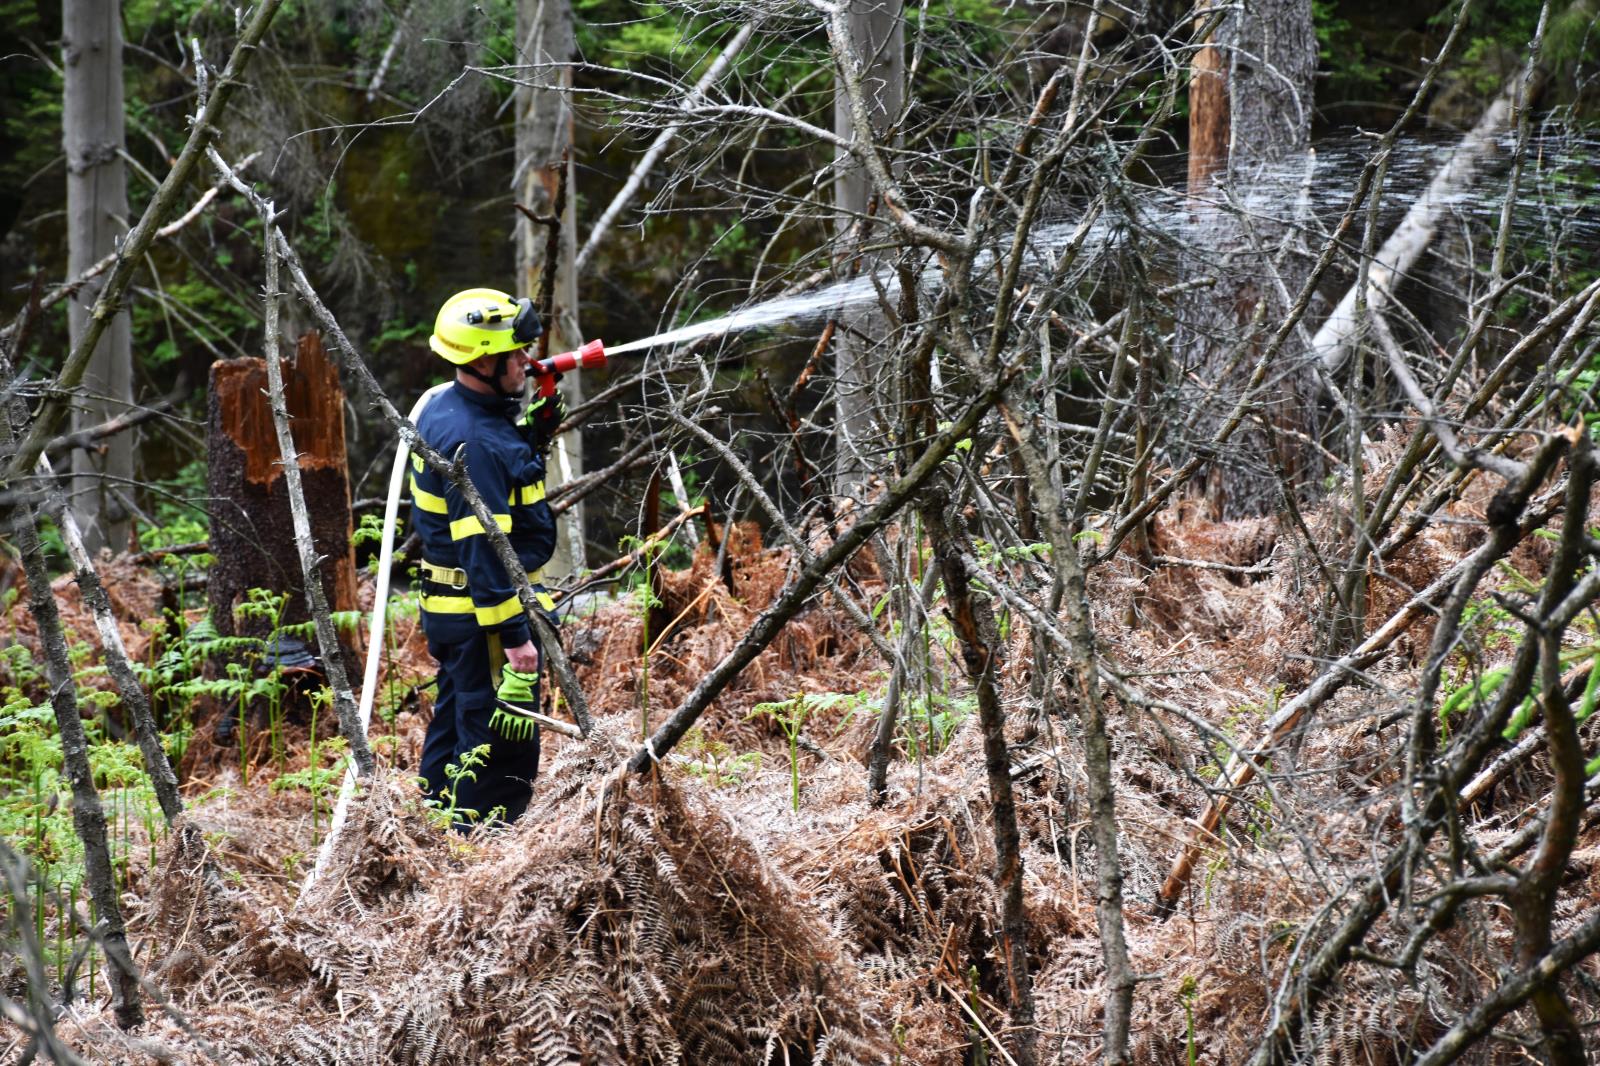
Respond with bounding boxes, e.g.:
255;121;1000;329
516;0;584;577
9;489;143;1028
63;0;133;553
922;494;1038;1065
3;0;286;491
1177;0;1316;518
832;0;902;497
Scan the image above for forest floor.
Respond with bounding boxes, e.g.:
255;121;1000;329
7;457;1600;1064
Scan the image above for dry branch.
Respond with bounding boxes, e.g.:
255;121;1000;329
256;208;375;778
36;453;184;823
626;359;1019;774
575;22;755;274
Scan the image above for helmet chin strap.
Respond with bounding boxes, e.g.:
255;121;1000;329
460;352;517;397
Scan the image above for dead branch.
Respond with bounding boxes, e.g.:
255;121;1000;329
627;360;1019;774
256;202;375;777
575;22;755;274
36;453;184;823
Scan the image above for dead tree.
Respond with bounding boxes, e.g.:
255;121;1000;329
1176;0;1317;518
515;0;586;577
63;0;134;554
205;331;359;639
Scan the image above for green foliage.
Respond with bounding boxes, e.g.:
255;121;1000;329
421;744;495;829
1312;1;1384;99
750;689;868;811
678;727;761;788
898;691;975;762
272;687;349;849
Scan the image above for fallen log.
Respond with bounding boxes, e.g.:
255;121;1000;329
1309;57;1549;373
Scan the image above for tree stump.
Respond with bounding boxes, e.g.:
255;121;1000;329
206;331;357;637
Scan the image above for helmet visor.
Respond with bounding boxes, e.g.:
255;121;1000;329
512;298;543;345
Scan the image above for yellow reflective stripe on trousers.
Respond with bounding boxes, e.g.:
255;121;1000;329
475;593;523;626
420;593;475;614
409;475;448;514
449;513;513;540
508;482;545;506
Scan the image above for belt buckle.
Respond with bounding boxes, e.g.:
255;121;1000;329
447;570;467;590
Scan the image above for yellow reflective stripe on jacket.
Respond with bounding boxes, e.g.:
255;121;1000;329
449;513;513;540
411;453;424;474
535;590;556;612
420;594;475;614
409;476;448;514
474;593;523;626
508;481;545;506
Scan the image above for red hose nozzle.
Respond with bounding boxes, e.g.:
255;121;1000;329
528;339;606;395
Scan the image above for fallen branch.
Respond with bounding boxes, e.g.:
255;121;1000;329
256;205;375;778
576;503;705;588
1153;460;1566;917
1309;56;1549;373
1411;902;1600;1066
547;432;662;513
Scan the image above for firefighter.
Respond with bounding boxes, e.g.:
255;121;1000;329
409;288;564;826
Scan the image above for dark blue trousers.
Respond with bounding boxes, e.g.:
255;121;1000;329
419;631;540;827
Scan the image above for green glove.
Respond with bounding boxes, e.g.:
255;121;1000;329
490;666;541;741
519;390;566;453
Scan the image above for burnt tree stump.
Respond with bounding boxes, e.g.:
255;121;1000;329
206;331;357;639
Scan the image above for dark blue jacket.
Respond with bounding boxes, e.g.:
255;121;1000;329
408;382;556;647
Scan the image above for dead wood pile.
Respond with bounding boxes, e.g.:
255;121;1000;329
23;471;1600;1063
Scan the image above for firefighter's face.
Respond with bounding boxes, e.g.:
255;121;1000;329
498;348;528;393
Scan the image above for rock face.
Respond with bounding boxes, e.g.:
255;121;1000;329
206;330;357;637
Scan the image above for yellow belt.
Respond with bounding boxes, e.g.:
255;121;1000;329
420;560;467;589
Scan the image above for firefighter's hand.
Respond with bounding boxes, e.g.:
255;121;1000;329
504;639;541;674
520;389;566;452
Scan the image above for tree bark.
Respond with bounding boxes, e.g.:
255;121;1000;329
38;453;184;824
63;0;133;553
832;0;903;497
515;0;585;577
12;497;143;1028
922;495;1038;1065
205;332;359;638
1177;0;1316;518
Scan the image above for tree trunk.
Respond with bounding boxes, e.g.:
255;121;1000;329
63;0;133;554
832;0;903;498
921;495;1038;1065
205;332;358;638
516;0;585;577
1177;0;1316;518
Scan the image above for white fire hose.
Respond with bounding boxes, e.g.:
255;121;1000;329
304;382;450;891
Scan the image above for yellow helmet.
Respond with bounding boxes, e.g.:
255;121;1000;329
428;288;543;364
